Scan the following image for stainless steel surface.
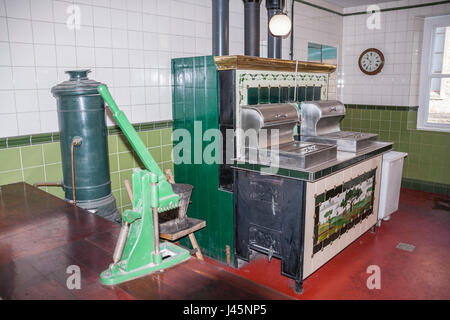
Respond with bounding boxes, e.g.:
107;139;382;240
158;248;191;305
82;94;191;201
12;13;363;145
240;103;300;148
245;141;337;169
300;100;379;152
239;103;338;169
233;140;393;181
302;131;378;153
300;100;346;136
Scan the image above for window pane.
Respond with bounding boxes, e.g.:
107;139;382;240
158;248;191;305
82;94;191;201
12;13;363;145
431;26;450;74
428;77;450;124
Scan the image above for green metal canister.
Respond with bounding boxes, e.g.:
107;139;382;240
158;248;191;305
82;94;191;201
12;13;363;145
51;70;119;221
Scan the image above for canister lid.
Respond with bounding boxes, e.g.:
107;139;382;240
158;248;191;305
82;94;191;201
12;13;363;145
51;69;104;97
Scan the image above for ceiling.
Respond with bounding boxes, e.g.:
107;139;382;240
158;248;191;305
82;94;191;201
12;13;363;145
320;0;395;8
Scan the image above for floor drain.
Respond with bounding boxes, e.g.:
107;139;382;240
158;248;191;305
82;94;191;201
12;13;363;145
396;243;416;252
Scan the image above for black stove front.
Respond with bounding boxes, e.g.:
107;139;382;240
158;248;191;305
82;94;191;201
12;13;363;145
234;169;307;293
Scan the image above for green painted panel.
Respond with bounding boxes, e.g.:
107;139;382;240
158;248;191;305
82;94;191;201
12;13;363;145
172;56;234;264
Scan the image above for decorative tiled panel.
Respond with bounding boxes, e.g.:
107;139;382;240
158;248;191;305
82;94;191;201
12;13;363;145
303;155;382;279
236;70;329;106
313;169;376;254
341;104;450;195
247;85;321;105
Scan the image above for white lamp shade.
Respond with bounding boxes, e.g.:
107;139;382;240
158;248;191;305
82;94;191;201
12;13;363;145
269;13;292;37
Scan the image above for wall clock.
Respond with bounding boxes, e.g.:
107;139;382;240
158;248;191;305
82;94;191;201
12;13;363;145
358;48;384;75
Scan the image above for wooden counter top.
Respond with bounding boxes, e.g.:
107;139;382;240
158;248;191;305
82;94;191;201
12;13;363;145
0;182;291;300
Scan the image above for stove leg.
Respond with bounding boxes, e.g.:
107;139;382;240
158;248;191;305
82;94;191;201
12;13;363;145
371;225;376;233
294;280;303;294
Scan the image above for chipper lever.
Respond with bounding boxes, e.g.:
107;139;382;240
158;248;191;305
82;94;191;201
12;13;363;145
97;84;178;213
97;85;190;286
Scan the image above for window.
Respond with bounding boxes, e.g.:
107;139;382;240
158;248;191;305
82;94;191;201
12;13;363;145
307;43;337;65
418;15;450;132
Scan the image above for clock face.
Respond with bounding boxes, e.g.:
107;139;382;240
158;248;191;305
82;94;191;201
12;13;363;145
358;48;384;75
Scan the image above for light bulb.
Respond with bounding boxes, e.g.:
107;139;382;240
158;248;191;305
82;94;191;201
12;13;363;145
269;13;292;37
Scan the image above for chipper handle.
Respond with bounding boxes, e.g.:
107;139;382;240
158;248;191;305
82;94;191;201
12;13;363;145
97;84;166;182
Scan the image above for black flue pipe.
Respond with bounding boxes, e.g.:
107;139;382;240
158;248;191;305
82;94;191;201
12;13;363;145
243;0;262;57
212;0;229;56
266;0;285;59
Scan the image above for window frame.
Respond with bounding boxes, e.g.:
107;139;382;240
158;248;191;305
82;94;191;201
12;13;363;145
417;14;450;132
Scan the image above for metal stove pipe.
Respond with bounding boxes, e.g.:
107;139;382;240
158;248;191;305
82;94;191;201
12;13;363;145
266;0;285;59
212;0;229;56
243;0;262;57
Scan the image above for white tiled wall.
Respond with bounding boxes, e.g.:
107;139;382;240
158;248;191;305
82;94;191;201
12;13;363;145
0;0;342;138
341;0;450;106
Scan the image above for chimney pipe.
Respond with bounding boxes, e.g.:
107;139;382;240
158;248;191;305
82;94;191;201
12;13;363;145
266;0;285;59
243;0;262;57
212;0;229;56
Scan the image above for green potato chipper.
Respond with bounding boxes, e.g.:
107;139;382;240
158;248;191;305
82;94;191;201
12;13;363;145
97;84;191;285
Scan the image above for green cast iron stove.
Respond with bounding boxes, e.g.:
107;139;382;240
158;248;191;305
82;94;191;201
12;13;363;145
97;85;191;285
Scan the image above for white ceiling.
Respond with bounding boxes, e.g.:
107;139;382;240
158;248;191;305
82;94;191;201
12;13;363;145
320;0;395;8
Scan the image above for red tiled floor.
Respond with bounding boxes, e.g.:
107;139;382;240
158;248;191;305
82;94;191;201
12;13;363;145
207;188;450;300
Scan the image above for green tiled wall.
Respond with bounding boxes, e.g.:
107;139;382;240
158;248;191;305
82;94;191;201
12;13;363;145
0;124;174;213
341;104;450;195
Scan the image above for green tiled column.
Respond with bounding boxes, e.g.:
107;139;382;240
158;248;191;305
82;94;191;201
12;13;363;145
172;56;235;264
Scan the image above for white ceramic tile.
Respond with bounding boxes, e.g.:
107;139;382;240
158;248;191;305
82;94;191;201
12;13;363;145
112;48;128;67
30;0;53;22
0;42;11;66
94;26;111;47
95;47;112;67
39;110;58;132
75;26;95;46
34;44;57;67
36;67;57;88
127;11;142;31
12;67;36;89
5;0;30;19
56;45;77;67
15;90;38;112
76;46;95;67
37;89;56;111
0;18;8;41
8;18;33;43
110;8;127;29
0;90;15;113
32;21;55;44
17;111;41;135
111;29;127;48
93;6;110;28
54;23;76;45
0;113;18;136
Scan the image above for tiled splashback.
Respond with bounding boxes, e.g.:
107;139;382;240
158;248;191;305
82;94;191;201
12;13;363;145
341;104;450;195
0;121;174;212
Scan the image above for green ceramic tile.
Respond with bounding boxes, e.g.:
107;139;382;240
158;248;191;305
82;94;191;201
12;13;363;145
0;148;21;172
138;131;147;146
247;87;259;105
0;170;22;185
43;143;61;165
107;135;118;154
161;128;172;146
118;152;135;170
117;134;132;152
148;147;162;163
161;145;172;162
109;154;119;172
23;166;45;185
21;145;43;168
148;130;161;147
45;163;63;182
259;87;269;104
269;86;280;103
280;86;289;103
8;136;30;148
110;171;120;191
46;186;65;199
